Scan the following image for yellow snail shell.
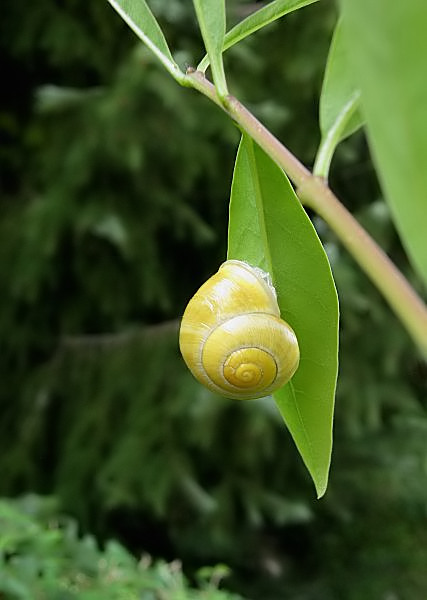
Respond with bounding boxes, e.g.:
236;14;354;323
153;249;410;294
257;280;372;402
179;260;300;399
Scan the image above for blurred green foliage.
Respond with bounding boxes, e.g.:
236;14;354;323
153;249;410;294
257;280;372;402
0;0;426;599
0;495;243;599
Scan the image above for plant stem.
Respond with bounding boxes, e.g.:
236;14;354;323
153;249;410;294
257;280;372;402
184;69;427;355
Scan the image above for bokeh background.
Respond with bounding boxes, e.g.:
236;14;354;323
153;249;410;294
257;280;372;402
1;0;426;598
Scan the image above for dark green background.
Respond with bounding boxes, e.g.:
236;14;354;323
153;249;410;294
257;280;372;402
1;1;426;598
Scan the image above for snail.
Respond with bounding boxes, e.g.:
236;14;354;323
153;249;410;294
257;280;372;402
179;260;300;399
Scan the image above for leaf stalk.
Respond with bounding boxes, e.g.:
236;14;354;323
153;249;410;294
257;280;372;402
313;91;361;180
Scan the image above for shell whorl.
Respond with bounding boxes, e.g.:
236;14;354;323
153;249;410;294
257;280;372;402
179;260;299;399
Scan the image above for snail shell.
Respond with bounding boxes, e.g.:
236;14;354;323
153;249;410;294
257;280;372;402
179;260;300;399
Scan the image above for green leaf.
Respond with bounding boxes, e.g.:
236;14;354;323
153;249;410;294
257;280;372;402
193;0;228;98
198;0;319;72
107;0;185;83
340;0;427;284
228;135;339;497
313;20;363;179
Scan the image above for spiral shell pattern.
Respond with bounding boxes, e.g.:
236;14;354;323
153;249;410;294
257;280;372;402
179;260;300;399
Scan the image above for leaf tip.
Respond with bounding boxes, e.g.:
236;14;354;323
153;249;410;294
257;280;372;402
314;472;329;499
